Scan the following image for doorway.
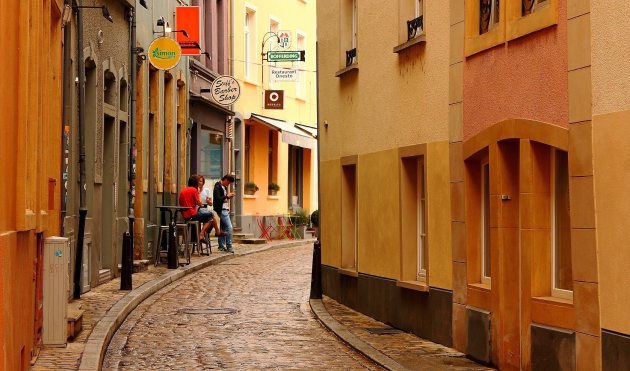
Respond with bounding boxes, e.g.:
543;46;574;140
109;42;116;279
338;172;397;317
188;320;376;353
288;145;304;210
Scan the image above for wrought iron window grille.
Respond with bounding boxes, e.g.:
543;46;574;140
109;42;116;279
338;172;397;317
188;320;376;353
407;15;424;40
345;48;357;67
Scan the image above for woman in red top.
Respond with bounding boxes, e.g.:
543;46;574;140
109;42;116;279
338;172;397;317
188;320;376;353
179;175;226;242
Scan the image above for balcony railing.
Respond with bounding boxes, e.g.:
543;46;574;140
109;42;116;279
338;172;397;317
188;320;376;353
407;15;424;40
345;48;357;67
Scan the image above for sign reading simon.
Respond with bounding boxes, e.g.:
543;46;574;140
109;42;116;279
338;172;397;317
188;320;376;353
211;76;241;105
148;37;182;70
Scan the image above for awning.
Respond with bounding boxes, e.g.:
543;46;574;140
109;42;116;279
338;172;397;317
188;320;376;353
249;114;317;150
189;92;235;116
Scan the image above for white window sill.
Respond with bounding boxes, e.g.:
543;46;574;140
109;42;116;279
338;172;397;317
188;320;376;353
267;195;280;200
396;280;429;292
243;194;257;199
338;267;358;278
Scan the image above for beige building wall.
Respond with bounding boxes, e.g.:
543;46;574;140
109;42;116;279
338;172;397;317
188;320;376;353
318;0;452;288
591;0;630;336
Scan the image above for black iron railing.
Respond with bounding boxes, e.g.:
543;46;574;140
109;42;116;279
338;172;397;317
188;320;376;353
407;15;424;40
345;47;357;67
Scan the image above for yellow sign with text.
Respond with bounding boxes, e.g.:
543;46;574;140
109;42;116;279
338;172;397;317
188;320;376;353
148;37;182;70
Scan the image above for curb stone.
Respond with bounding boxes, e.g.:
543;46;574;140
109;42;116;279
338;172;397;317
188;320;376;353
309;299;410;371
79;239;315;371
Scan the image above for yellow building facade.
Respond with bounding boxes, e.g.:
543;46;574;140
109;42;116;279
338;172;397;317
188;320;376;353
318;0;454;345
231;0;318;234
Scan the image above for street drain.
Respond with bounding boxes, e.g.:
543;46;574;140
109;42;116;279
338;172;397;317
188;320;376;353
178;308;237;315
365;327;404;335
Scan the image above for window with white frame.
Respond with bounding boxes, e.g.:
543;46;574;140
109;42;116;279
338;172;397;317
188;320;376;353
481;160;491;284
416;158;427;281
352;0;358;49
551;149;572;299
522;0;550;16
268;18;279;87
296;33;305;98
480;0;500;34
244;9;255;79
415;0;423;18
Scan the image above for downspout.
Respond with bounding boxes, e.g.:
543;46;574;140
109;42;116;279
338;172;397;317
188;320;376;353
61;0;73;235
73;4;87;300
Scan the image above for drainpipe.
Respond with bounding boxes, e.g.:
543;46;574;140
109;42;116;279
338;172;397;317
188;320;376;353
73;4;87;300
61;0;73;235
121;6;137;291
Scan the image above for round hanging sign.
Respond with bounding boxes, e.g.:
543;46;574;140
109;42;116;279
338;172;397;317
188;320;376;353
148;37;182;70
211;75;241;105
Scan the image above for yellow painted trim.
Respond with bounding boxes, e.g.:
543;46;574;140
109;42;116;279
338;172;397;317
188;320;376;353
464;0;506;57
463;119;569;159
506;0;558;41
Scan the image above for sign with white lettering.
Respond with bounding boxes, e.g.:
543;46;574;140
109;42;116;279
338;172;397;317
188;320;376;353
267;50;305;62
264;90;284;110
211;76;241;105
270;67;297;82
277;30;291;49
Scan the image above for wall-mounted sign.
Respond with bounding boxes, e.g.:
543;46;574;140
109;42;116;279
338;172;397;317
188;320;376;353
148;37;182;70
267;50;305;62
176;6;201;55
211;76;241;105
277;30;291;49
264;90;284;110
270;67;297;82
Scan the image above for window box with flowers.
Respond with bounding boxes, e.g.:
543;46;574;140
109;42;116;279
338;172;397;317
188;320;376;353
244;182;259;195
268;182;280;196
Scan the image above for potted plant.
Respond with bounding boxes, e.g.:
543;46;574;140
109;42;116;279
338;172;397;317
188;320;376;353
310;209;319;238
268;182;280;196
290;208;310;239
244;182;259;195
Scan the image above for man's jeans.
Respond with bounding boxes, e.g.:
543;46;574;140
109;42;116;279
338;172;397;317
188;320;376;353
218;209;233;249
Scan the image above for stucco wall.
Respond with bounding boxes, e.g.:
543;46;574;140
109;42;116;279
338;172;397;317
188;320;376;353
463;1;569;140
317;0;450;162
591;1;630;116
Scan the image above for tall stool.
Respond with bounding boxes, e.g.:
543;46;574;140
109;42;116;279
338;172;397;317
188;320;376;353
175;223;191;265
186;220;207;256
154;225;170;266
200;222;212;255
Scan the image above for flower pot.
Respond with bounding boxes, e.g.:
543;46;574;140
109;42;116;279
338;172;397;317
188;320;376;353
244;189;256;195
268;189;278;196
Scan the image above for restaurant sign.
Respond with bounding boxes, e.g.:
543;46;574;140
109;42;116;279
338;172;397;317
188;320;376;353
211;76;241;105
148;37;182;70
270;67;297;82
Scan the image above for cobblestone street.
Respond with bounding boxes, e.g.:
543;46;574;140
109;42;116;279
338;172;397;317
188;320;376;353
103;243;380;370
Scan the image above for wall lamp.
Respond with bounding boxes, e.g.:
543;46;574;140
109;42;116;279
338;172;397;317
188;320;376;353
62;4;114;26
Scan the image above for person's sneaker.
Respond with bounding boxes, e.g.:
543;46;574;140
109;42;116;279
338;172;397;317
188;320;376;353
218;247;227;252
226;248;234;253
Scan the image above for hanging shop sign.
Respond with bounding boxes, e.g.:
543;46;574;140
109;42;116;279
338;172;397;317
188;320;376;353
267;50;305;62
148;37;182;70
211;76;241;105
270;67;297;82
277;30;291;49
176;6;201;56
264;90;284;110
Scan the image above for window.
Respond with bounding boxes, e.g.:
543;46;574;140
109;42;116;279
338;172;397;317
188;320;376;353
522;0;549;16
480;0;500;34
295;33;305;98
199;129;223;182
267;130;277;187
268;18;280;88
352;0;357;49
551;149;572;298
481;160;491;284
340;0;358;67
399;150;427;287
341;162;358;271
244;125;251;183
244;9;255;79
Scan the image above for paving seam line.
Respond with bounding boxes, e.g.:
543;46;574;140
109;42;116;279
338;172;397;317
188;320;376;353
309;299;410;371
78;239;315;371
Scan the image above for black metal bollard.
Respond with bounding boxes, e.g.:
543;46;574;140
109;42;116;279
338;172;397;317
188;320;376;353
120;231;133;290
167;219;178;269
310;239;322;299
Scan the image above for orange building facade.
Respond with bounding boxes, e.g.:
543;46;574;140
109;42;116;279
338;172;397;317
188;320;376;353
0;0;64;369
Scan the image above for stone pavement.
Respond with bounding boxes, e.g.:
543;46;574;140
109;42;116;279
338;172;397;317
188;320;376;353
32;238;314;371
102;243;379;370
312;297;494;371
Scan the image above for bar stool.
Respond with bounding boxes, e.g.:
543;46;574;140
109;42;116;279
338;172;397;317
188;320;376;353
154;225;170;266
175;223;191;265
199;222;212;255
186;220;208;256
